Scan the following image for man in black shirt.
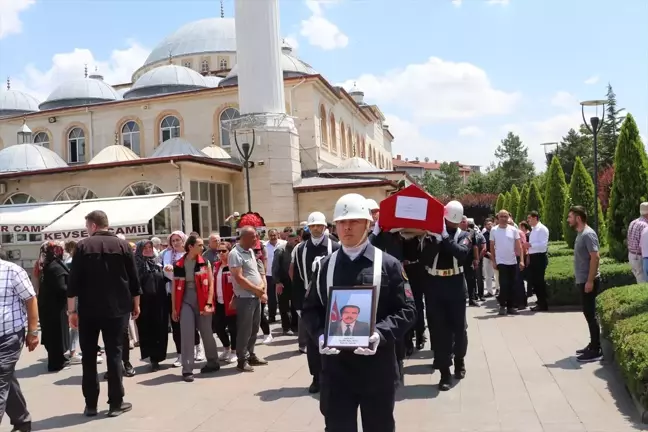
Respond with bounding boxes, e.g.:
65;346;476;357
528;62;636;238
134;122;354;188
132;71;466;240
67;210;142;418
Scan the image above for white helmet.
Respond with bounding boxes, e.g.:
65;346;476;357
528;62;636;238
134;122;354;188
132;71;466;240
444;200;464;224
333;193;372;222
307;211;327;226
365;198;380;211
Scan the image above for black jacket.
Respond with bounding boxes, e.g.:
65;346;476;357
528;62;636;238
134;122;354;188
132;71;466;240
68;231;142;318
293;236;339;311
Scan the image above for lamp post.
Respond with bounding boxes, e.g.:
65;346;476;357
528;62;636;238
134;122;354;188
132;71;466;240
540;142;559;165
580;99;607;234
234;129;256;213
17;120;32;144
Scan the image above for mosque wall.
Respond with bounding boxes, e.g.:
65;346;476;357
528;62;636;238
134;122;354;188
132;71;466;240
296;186;391;223
132;53;238;82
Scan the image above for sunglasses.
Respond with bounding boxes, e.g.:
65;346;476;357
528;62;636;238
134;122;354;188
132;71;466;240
218;250;228;254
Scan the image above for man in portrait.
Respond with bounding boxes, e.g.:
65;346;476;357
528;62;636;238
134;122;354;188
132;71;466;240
330;305;371;337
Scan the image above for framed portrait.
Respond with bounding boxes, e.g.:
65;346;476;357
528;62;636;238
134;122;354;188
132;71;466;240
324;286;377;350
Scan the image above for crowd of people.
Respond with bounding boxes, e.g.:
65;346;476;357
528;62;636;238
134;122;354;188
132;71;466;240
0;192;606;432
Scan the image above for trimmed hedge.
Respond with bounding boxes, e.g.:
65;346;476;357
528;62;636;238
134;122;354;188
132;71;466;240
596;284;648;337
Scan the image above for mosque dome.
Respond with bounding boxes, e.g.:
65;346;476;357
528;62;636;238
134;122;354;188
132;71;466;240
151;137;208;158
123;65;207;99
144;18;236;67
219;43;317;87
0;144;68;173
88;145;140;165
348;82;365;105
339;156;379;171
201;145;231;159
39;76;119;111
116;88;130;98
0;88;40;117
203;76;222;88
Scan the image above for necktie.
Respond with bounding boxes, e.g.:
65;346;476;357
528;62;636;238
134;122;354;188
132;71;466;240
344;325;351;336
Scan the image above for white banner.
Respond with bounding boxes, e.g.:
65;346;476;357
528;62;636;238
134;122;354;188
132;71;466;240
1;224;149;241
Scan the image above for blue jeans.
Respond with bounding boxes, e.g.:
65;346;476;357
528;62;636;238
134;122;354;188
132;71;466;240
643;258;648;281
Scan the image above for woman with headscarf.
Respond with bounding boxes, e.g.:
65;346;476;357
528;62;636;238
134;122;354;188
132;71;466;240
134;240;169;372
161;230;201;367
39;241;71;371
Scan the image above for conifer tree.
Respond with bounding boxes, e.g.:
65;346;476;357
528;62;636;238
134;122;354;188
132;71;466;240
517;184;529;222
495;193;505;213
563;157;604;248
509;185;521;223
607;114;648;261
503;191;511;214
544;156;568;240
525;181;544;218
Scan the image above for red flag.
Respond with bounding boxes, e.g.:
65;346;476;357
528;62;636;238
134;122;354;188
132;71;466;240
330;298;340;322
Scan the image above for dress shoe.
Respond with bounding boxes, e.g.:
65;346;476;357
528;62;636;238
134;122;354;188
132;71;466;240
439;369;452;391
308;378;320;393
107;402;132;417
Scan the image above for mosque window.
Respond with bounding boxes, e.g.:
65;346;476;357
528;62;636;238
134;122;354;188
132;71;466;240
329;114;337;153
219;58;228;70
67;127;86;163
55;186;97;201
189;181;232;237
340;122;347;157
201;59;210;73
121;182;172;236
219;107;240;149
347;128;353;157
160;116;180;143
183;61;192;69
33;132;49;149
1;193;39;244
319;105;328;149
121;121;141;155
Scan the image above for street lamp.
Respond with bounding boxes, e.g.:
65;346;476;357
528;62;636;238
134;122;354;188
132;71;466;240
234;129;256;213
580;99;607;234
17;119;32;144
540;142;559;165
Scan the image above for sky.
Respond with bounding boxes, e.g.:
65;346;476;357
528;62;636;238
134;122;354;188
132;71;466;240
0;0;646;171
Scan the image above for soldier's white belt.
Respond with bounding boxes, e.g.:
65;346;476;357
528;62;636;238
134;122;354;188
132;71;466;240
425;266;463;277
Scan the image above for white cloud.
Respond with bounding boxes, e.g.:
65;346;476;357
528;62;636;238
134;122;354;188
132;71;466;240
584;75;599;85
487;0;510;4
342;57;521;123
452;0;462;7
11;41;149;102
300;0;348;50
0;0;35;39
551;91;578;110
458;126;484;137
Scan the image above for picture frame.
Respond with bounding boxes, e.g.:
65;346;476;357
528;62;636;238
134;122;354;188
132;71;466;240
323;286;378;350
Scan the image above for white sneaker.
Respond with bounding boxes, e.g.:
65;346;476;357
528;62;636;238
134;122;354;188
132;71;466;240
227;352;238;364
173;355;182;368
69;354;82;365
218;349;231;361
262;335;273;345
195;344;205;362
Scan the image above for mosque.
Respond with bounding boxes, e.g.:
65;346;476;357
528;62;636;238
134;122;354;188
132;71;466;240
0;3;410;267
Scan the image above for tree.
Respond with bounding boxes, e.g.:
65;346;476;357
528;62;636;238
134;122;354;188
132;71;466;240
599;83;625;169
439;162;464;198
420;170;444;197
607;113;648;261
509;185;521;223
563;157;604;248
502;191;511;213
598;166;614;213
555;128;593;183
525;181;544;218
494;132;536;191
517;184;529;222
495;193;505;213
544;156;568;241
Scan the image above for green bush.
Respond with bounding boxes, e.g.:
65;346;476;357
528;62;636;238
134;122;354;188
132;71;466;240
509;185;520;223
607;114;648;262
596;284;648;337
495;193;505;213
544;156;568;241
615;332;648;410
517;184;529;222
503;191;511;214
526;180;544;219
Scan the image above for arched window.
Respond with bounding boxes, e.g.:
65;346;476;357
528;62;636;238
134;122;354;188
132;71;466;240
367;145;372;163
219;108;240;148
201;59;210;73
340;122;347;157
121;121;141;155
347;128;353;157
33;132;49;149
1;193;39;244
360;138;365;158
160;116;180;143
329;113;337;153
122;182;172;236
183;60;192;69
68;127;85;163
219;58;228;69
55;186;97;201
319;105;328;149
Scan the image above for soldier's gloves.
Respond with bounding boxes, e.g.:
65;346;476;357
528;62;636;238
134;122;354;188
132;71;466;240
319;334;340;355
442;222;449;239
353;332;380;356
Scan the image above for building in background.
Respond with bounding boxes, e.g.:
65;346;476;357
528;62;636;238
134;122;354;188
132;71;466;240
391;155;478;182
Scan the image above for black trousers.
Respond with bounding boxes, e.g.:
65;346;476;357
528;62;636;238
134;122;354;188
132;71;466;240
464;265;477;301
579;279;601;349
213;302;237;349
307;338;322;380
497;264;517;310
78;314;129;408
403;271;426;351
121;327;129;363
476;260;485;298
167;294;199;354
529;253;548;308
266;276;278;322
278;283;298;332
425;275;467;370
515;258;527;308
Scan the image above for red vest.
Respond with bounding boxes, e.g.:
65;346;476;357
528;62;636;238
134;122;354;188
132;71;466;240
173;254;211;316
213;261;236;316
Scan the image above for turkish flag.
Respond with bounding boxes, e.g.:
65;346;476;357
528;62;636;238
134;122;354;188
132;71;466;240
378;184;445;234
330;298;340;322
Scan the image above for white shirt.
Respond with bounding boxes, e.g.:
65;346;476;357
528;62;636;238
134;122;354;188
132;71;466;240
264;239;285;272
491;225;520;265
162;248;185;294
640;227;648;258
216;266;225;304
528;221;549;254
342;321;356;335
0;259;36;337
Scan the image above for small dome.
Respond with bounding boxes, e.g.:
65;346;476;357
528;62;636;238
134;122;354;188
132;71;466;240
201;145;231;159
116;88;130;97
348;82;365;105
88;145;140;165
151;137;208;158
339;157;378;171
219;49;317;87
40;77;119;111
0;89;40;116
0;144;68;173
203;76;222;88
281;39;294;54
124;65;207;99
144;18;236;67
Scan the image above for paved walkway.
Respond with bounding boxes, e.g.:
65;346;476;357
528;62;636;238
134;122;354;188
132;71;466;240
2;300;647;432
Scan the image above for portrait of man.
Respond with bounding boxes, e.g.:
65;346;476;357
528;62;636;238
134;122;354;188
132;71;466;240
330;305;371;337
